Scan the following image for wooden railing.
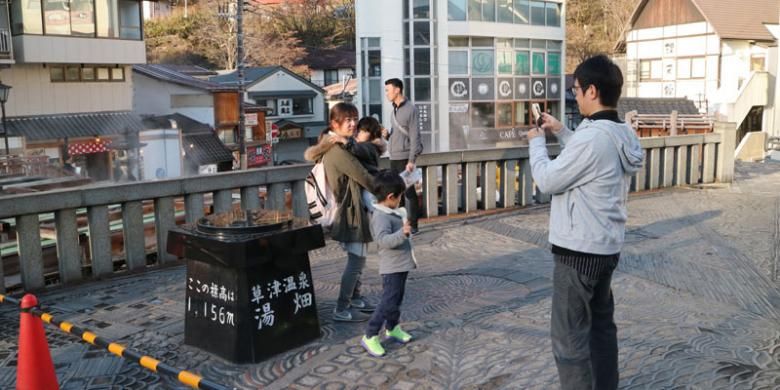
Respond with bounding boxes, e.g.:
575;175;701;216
0;122;737;292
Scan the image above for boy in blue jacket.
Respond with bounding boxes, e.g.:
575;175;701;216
361;170;417;357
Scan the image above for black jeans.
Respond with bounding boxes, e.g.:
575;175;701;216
551;256;619;390
366;272;408;336
390;159;419;229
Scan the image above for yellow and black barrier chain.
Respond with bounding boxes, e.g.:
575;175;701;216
1;293;229;390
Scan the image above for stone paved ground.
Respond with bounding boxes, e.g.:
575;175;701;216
1;161;780;389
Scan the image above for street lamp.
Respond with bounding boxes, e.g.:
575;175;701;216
0;82;11;156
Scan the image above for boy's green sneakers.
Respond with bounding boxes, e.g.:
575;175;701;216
385;325;412;344
361;335;386;357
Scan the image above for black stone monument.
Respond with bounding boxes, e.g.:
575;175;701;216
167;209;325;363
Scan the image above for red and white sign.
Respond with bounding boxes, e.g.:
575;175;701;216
270;123;280;144
245;113;258;126
68;139;112;155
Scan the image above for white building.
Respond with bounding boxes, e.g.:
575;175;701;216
356;0;566;152
211;66;328;163
0;0;147;180
616;0;780;139
299;48;355;88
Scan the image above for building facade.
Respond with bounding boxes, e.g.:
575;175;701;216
0;0;147;180
616;0;779;139
356;0;565;152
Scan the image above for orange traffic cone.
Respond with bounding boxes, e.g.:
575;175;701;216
16;294;59;390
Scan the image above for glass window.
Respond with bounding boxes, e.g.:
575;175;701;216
111;66;124;81
414;78;431;101
369;79;381;103
497;103;513;126
414;48;430;75
547;52;561;75
404;48;410;75
369;104;382;122
471;103;495;128
677;58;691;79
292;98;312;115
44;0;71;35
530;1;545;25
497;0;513;23
651;59;662;79
514;102;529;126
449;36;469;47
81;67;95;81
496;38;512;48
12;0;44;35
468;0;482;21
118;0;140;39
482;0;495;21
97;67;110;80
531;39;546;49
547;40;562;50
367;38;380;47
403;0;409;18
532;52;545;74
640;60;651;80
66;66;80;81
368;50;381;77
403;21;409;45
471;49;494;76
497;51;513;74
515;51;530;75
324;69;339;86
413;21;430;45
449;50;469;75
96;0;118;38
413;0;430;18
514;38;530;48
448;0;467;20
471;37;493;47
691;57;705;78
513;0;529;24
545;2;560;26
50;66;64;82
71;0;95;36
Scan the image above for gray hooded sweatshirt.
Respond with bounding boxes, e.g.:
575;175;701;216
529;115;645;255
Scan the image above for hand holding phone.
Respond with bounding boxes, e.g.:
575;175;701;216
531;103;544;128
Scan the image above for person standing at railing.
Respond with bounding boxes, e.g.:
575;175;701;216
304;103;376;322
382;79;423;235
527;54;645;390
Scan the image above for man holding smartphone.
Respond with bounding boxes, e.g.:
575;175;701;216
527;55;644;390
383;78;423;234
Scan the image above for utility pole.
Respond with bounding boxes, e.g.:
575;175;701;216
219;0;247;170
236;0;246;170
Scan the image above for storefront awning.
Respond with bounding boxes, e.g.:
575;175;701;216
69;139;112;155
5;111;146;142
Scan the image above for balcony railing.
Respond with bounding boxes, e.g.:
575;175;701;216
0;27;11;58
0;123;737;292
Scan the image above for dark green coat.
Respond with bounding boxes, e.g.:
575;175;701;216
304;138;374;243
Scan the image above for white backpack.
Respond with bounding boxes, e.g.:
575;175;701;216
305;162;338;229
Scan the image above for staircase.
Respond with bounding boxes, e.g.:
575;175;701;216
728;71;769;130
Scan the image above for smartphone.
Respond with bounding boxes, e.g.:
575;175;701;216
531;103;543;128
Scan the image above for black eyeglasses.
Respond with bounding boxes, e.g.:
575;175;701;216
569;85;582;95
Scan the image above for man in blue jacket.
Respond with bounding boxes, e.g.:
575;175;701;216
527;55;645;390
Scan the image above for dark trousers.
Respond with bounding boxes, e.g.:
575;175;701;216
551;257;619;390
366;272;408;336
390;159;419;228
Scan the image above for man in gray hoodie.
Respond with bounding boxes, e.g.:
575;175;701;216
527;55;644;390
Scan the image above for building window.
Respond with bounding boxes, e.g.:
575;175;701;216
532;52;545;75
497;50;513;75
292;97;313;115
448;0;467;20
640;59;662;81
515;51;530;75
496;102;513;126
530;1;545;25
414;48;431;74
50;66;65;81
497;0;513;23
96;67;110;80
44;0;72;35
413;21;430;45
413;0;430;18
547;52;561;75
11;0;44;35
677;58;691;79
324;69;339;86
471;103;495;128
96;0;119;37
545;2;560;26
66;65;80;81
118;0;141;39
110;66;124;81
71;0;96;36
414;78;431;101
449;50;469;75
278;98;293;116
81;67;95;81
514;0;529;24
472;49;494;76
361;37;383;121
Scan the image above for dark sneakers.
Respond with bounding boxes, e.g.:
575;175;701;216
350;297;376;313
332;308;371;322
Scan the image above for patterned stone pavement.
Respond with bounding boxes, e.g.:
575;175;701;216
1;161;780;389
